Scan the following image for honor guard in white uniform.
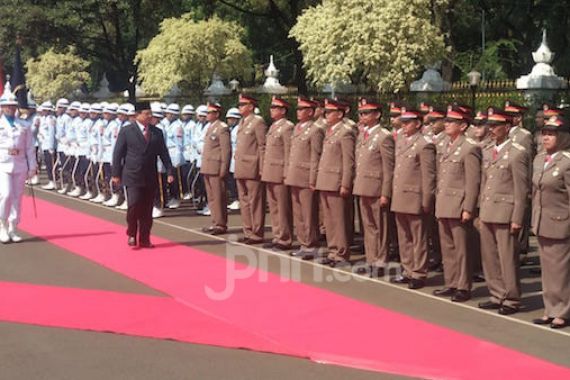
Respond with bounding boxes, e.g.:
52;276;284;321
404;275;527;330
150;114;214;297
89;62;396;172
37;101;56;189
164;103;185;209
0;91;38;243
50;98;71;191
193;105;210;215
180;104;196;200
226;107;241;210
80;103;103;200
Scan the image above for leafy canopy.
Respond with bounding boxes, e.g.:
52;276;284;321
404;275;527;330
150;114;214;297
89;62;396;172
26;47;90;100
290;0;449;92
136;13;253;96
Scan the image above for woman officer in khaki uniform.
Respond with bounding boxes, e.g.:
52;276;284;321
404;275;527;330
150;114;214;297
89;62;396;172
532;114;570;329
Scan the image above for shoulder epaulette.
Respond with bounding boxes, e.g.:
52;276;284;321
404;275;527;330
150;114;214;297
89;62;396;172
465;137;477;145
512;142;526;151
520;128;531;135
562;151;570;160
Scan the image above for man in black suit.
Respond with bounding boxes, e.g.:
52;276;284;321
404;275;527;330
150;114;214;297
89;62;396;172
112;101;174;248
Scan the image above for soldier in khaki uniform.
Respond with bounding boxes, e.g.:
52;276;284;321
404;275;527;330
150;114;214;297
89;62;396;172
424;107;446;272
470;111;491;283
353;99;394;277
531;115;570;329
387;102;403;261
200;103;231;235
285;97;325;258
315;99;356;266
504;102;535;264
432;108;481;302
234;94;267;244
312;98;327;238
390;109;436;289
261;97;294;250
478;109;530;315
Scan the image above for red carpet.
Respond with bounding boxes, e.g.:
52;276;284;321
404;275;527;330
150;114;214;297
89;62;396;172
0;281;291;354
5;196;570;379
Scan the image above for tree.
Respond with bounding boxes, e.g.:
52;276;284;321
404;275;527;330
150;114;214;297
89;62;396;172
192;0;320;92
290;0;449;93
0;0;187;100
135;14;253;96
26;47;90;100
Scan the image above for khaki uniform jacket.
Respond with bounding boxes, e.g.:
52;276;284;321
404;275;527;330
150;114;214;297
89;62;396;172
435;135;481;219
532;151;570;239
391;132;436;215
353;125;395;198
261;118;294;184
479;141;529;225
234;114;267;180
284;120;325;189
315;121;355;192
200;120;231;177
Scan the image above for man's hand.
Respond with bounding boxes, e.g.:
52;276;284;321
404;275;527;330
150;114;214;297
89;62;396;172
167;175;175;184
340;186;350;198
461;210;473;223
510;222;522;235
111;176;121;186
422;206;432;215
380;196;389;207
309;185;316;192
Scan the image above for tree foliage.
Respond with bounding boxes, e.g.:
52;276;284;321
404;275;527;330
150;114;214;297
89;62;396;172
290;0;449;93
135;14;253;96
26;47;90;100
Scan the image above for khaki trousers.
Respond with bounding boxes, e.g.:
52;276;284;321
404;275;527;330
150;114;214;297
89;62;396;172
480;222;521;308
438;218;472;291
359;196;389;267
320;191;351;261
395;213;428;280
204;175;228;229
266;182;293;247
538;236;570;319
237;179;265;242
291;186;319;251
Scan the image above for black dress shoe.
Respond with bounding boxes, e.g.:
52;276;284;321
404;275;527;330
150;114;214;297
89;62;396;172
550;319;569;329
390;275;410;284
128;237;137;247
272;243;292;251
262;242;275;249
139;241;155;249
478;301;501;310
433;287;456;297
532;317;554;325
498;305;518;315
238;237;250;244
317;257;333;265
246;239;263;245
408;278;425;290
329;259;350;268
355;266;369;275
451;290;471;302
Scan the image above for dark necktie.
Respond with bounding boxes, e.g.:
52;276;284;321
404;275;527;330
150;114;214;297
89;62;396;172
143;125;150;143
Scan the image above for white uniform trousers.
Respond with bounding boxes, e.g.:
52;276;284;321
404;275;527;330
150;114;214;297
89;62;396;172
0;171;28;225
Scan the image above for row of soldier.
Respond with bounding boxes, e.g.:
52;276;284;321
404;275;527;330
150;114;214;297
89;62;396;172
26;93;570;328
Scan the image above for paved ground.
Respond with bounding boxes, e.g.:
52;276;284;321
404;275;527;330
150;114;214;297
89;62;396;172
1;186;569;379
